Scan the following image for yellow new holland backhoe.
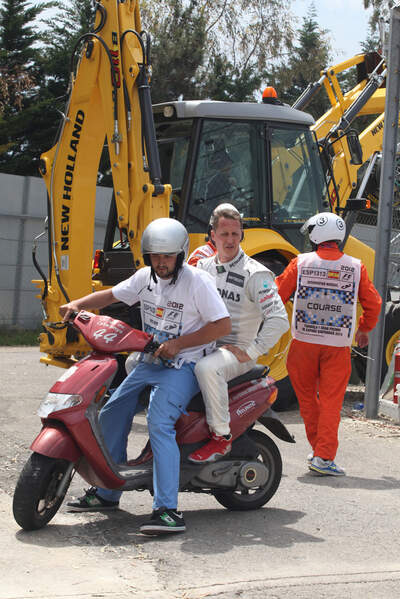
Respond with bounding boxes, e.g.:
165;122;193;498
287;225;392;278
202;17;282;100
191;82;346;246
33;1;394;409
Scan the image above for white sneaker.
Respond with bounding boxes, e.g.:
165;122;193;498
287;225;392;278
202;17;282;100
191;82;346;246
307;451;314;464
309;456;346;476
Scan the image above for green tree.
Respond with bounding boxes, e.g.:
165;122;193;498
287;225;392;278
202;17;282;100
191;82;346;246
202;0;294;100
0;0;54;173
268;4;332;119
1;0;297;174
364;0;395;31
142;0;207;102
0;0;49;115
361;25;381;52
41;0;95;97
0;0;95;175
203;55;263;102
142;0;296;102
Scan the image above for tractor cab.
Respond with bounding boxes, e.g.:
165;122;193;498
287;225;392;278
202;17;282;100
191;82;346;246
154;100;330;253
95;100;330;290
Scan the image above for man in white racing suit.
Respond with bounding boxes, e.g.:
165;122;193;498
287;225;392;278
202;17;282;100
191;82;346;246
188;203;289;463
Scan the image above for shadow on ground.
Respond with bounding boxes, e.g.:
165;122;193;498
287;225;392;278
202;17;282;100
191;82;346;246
14;506;323;554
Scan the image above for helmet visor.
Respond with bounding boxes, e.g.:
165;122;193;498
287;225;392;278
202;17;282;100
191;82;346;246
300;221;313;235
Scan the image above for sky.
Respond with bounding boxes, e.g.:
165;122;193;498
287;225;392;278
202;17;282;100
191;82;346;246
293;0;373;60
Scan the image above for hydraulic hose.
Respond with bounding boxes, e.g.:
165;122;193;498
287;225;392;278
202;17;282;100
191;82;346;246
292;74;327;111
121;30;164;195
328;61;386;140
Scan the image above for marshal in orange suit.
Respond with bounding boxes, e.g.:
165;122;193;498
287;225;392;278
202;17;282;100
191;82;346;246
276;213;381;476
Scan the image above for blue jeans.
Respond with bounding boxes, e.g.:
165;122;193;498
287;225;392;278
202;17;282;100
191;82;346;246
96;360;199;509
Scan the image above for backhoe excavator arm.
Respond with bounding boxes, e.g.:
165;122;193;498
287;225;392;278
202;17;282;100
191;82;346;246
34;0;171;367
294;52;395;218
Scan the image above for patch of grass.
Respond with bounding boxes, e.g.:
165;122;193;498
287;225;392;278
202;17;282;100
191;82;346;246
0;327;41;346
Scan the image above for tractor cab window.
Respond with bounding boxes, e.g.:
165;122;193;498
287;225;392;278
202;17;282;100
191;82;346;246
185;120;263;232
156;119;192;218
155;115;327;246
270;127;327;225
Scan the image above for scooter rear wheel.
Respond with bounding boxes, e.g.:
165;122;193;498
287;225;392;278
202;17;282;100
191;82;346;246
212;429;282;510
13;453;72;530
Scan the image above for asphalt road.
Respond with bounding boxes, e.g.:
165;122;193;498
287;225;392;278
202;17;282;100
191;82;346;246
1;347;400;599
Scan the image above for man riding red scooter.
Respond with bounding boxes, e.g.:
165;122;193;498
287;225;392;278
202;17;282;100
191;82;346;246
58;218;230;534
12;219;295;534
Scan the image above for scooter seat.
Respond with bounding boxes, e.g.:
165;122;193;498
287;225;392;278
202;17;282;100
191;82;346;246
187;364;270;412
227;364;269;389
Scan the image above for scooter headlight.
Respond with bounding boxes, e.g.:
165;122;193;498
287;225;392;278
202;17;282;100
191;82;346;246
38;393;83;418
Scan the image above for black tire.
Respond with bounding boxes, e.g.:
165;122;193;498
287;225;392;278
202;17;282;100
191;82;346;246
212;429;282;511
13;453;72;531
353;301;400;384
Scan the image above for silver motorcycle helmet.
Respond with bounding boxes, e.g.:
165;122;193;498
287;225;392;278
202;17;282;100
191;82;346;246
300;212;346;245
141;218;189;282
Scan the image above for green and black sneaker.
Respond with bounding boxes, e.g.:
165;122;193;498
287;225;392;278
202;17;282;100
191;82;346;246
66;487;119;511
140;507;186;535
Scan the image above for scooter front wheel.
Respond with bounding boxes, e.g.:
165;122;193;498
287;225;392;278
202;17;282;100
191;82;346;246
212;429;282;510
13;453;73;530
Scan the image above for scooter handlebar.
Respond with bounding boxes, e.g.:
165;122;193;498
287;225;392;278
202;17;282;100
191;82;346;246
143;338;161;353
143;337;174;368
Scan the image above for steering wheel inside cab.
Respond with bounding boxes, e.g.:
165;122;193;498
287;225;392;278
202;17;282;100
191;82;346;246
232;187;253;213
272;202;290;220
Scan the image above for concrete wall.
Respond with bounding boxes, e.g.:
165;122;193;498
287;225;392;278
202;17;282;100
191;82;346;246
0;173;111;329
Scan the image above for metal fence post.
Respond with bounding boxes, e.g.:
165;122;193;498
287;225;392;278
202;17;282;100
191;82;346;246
364;7;400;418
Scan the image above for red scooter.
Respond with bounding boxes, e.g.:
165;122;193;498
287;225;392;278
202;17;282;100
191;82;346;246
13;310;295;531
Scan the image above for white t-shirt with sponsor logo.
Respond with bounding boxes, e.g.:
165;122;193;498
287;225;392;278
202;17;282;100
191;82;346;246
112;263;229;365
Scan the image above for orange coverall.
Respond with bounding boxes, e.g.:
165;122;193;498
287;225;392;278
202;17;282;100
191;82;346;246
276;244;382;460
187;240;216;266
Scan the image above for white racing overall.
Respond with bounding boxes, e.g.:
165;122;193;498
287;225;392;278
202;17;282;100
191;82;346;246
196;249;289;435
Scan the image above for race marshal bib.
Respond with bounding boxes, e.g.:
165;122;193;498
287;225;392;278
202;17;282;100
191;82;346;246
292;253;361;346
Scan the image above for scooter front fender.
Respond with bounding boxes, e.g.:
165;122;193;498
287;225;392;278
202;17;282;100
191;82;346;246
31;422;82;462
257;408;296;443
